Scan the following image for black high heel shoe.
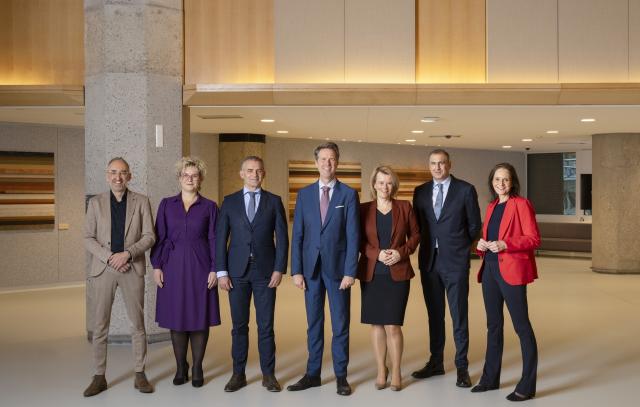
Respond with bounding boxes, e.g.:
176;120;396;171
506;391;534;401
173;363;189;386
191;365;204;388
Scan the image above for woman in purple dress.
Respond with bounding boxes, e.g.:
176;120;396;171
151;157;220;388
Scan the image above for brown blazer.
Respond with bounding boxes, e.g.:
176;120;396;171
84;189;156;277
357;199;420;282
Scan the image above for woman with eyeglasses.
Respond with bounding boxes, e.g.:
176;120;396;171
150;157;220;388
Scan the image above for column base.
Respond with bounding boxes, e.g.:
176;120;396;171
591;267;640;275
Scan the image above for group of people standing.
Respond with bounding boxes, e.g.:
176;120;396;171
83;142;541;402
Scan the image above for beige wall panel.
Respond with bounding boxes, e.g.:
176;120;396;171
559;0;628;82
275;0;345;83
631;0;640;81
417;0;486;83
185;0;274;84
487;0;558;83
345;0;415;83
0;0;83;85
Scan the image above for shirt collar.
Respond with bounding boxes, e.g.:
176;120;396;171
319;179;337;189
243;187;262;195
110;189;128;203
433;176;451;188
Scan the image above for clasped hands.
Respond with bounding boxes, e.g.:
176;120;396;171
108;251;131;273
378;249;401;266
153;269;219;290
218;272;283;292
477;238;507;253
292;274;355;291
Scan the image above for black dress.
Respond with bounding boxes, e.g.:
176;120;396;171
361;209;410;325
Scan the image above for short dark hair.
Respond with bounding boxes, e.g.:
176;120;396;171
428;148;450;162
107;157;130;171
488;162;520;201
240;155;264;170
314;142;340;161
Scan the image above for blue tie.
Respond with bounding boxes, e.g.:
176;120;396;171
247;191;256;223
434;183;443;220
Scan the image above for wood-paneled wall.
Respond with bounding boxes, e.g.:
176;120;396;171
416;0;486;83
0;0;83;85
185;0;274;84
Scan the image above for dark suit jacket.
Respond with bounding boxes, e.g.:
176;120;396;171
357;199;420;282
215;189;289;278
413;175;482;273
477;196;540;286
291;180;360;280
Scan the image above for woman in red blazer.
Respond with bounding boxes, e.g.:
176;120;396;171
473;163;540;402
357;166;420;391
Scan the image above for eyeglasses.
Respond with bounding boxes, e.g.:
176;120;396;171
106;170;130;177
181;173;200;180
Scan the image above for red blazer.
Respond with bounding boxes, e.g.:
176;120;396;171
357;199;420;282
477;195;541;286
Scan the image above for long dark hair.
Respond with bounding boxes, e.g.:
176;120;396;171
488;163;520;201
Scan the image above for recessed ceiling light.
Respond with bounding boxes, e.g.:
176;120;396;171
357;140;362;143
580;118;596;122
405;139;416;142
411;130;424;134
546;130;559;134
260;118;275;123
341;138;346;141
522;138;533;142
307;136;313;139
502;145;512;149
276;130;288;134
325;137;330;140
421;117;440;123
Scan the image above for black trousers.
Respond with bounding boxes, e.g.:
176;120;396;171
229;260;277;375
421;250;469;369
480;261;537;396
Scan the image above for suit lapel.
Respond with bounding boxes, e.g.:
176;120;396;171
235;191;252;230
390;199;399;242
368;201;380;248
124;190;135;237
101;192;111;244
499;198;515;240
253;190;268;224
484;200;497;239
439;177;458;221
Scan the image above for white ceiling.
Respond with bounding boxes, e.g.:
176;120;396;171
3;105;639;152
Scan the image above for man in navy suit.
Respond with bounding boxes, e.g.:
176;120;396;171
216;156;289;392
287;142;359;396
412;149;481;388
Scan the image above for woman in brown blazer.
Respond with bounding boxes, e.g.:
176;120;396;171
358;166;420;391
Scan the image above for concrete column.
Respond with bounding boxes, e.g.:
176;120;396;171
592;133;640;274
84;0;183;342
219;134;266;199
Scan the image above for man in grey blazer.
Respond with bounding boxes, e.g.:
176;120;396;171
83;157;156;397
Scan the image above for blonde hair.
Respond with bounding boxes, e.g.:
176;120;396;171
369;165;399;199
175;157;207;190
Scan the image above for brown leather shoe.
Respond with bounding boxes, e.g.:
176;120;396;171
83;375;107;397
134;372;154;393
262;374;282;392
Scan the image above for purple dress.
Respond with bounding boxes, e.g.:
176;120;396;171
150;193;221;331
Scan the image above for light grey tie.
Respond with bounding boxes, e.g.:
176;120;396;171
434;183;443;220
247;191;256;223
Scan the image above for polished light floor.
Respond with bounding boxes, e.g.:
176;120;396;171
1;257;638;406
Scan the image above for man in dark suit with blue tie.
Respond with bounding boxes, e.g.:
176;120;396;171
412;149;481;389
287;142;359;396
216;156;289;393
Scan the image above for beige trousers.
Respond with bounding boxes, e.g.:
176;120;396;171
91;268;147;375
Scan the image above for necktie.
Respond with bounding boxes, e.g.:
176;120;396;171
247;191;256;223
434;183;443;220
320;186;330;225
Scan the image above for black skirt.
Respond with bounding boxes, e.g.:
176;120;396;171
360;272;410;326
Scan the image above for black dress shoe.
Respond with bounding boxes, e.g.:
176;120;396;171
336;376;352;396
287;374;321;391
173;363;189;386
456;368;472;388
506;391;534;401
411;360;445;379
471;383;499;393
262;374;282;392
224;373;247;392
192;365;204;388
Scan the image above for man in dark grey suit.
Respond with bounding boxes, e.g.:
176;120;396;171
412;149;481;388
216;156;289;392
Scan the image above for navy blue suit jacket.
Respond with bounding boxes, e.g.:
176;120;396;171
291;180;360;279
215;189;289;278
413;175;481;273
